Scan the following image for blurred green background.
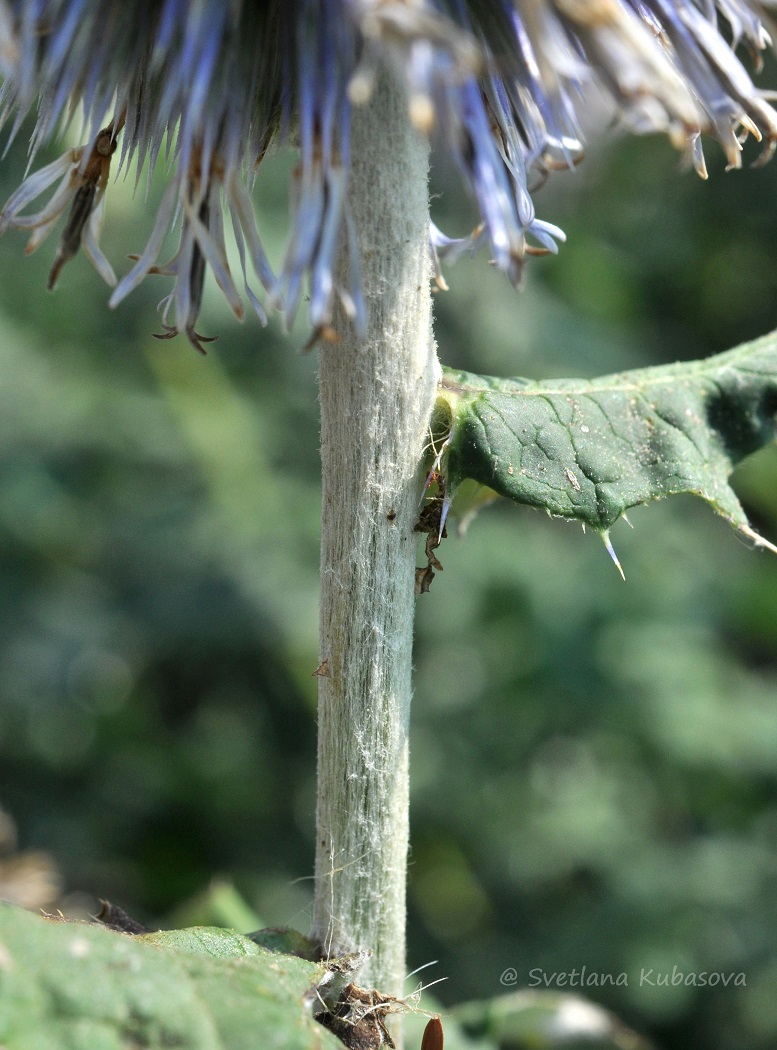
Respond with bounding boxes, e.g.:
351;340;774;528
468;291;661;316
1;111;777;1050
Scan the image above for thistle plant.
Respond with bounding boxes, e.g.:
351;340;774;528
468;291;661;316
2;1;777;1045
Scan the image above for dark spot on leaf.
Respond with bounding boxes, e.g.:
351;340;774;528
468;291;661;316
95;900;153;935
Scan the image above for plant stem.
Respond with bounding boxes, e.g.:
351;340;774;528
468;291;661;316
313;66;438;1005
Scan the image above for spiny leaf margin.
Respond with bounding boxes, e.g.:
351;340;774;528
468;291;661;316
434;332;777;553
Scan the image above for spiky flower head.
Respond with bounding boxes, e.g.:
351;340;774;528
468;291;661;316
0;0;775;351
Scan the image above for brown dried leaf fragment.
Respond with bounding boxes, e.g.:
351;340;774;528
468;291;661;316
415;564;436;594
318;982;401;1049
414;486;448;593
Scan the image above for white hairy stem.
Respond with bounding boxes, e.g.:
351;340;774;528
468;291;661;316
313;66;438;1006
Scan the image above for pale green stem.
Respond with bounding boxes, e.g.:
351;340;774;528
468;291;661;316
312;63;438;1012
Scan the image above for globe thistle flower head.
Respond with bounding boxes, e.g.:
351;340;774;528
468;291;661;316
0;0;775;351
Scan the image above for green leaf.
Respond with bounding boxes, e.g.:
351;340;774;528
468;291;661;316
248;926;321;960
0;903;342;1050
451;990;651;1050
142;922;320;962
138;925;266;959
435;333;777;559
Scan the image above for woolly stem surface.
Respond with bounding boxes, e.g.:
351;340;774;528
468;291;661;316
313;66;438;1007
